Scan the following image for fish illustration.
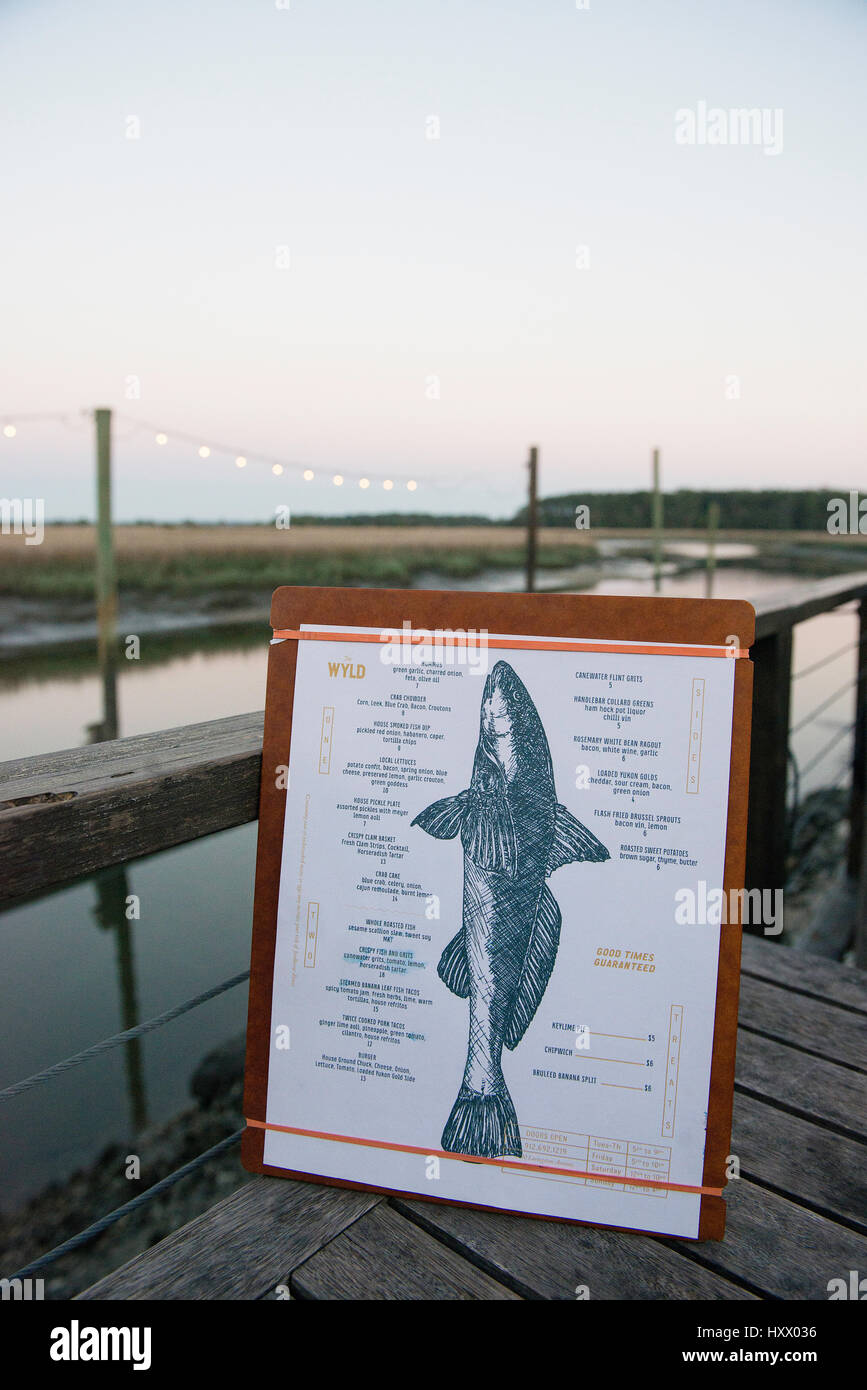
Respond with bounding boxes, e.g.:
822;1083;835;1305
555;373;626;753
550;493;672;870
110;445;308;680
412;659;610;1159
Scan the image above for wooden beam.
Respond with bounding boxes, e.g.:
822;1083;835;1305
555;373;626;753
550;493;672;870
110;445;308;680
0;711;264;906
753;572;867;640
745;629;792;895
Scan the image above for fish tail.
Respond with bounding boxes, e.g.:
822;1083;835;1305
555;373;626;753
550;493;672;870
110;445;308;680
441;1081;522;1159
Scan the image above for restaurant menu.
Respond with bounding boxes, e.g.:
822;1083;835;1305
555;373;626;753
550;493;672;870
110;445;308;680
252;622;739;1239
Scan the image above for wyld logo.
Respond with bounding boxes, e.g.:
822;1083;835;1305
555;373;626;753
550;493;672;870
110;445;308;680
328;660;366;679
49;1320;152;1371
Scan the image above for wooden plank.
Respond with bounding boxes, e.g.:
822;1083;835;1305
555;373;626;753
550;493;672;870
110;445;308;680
735;1029;867;1139
737;973;867;1072
76;1177;378;1301
740;935;867;1015
390;1200;756;1301
745;630;792;893
732;1091;867;1232
0;711;264;905
290;1203;522;1301
670;1177;867;1300
753;573;867;640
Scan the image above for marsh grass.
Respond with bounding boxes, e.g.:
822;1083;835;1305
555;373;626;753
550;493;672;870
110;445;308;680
0;526;596;598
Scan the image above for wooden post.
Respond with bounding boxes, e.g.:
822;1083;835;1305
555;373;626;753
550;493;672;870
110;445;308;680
651;448;663;593
95;407;119;741
849;599;867;965
745;628;793;902
706;500;719;599
525;445;538;594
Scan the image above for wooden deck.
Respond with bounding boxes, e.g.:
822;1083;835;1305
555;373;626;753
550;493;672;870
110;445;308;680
76;934;867;1301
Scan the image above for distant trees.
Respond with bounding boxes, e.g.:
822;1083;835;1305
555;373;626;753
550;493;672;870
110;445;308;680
513;489;846;531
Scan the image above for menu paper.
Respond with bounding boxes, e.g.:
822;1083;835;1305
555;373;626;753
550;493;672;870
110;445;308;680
244;590;754;1241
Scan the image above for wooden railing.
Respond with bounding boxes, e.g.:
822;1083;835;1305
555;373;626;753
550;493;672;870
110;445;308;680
3;573;867;962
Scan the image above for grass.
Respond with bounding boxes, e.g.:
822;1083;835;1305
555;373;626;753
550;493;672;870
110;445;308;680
0;527;597;600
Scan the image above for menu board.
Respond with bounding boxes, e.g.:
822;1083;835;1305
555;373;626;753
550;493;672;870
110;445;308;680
243;588;754;1240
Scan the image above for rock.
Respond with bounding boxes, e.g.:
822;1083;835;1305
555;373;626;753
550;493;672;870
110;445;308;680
190;1033;247;1108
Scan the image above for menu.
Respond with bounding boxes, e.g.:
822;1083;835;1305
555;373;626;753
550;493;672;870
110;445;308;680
243;591;753;1241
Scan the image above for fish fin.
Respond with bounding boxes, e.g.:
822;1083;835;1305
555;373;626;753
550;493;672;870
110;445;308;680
504;884;561;1050
412;790;468;839
437;928;470;998
462;792;518;876
441;1082;521;1158
547;803;610;874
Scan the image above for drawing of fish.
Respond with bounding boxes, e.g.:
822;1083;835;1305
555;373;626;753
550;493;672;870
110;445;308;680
412;659;610;1159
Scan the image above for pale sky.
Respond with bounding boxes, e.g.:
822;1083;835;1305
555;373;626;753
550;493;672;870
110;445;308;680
1;0;865;520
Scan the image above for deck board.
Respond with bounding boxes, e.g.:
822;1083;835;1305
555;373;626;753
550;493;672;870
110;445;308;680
390;1197;758;1300
76;1177;380;1301
290;1204;522;1301
736;972;867;1071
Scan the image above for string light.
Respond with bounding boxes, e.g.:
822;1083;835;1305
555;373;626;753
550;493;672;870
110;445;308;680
0;410;442;493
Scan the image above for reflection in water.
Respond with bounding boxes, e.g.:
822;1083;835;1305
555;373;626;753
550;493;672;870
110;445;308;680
91;866;147;1132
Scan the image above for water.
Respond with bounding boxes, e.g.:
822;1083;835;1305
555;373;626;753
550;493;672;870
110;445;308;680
0;564;858;1209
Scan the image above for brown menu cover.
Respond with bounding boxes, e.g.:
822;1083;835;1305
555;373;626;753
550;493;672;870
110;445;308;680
242;587;754;1241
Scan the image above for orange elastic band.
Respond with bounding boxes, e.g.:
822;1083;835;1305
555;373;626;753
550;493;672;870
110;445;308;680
245;1119;723;1196
272;629;749;660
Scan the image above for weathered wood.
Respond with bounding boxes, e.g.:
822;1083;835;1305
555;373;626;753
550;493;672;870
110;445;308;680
741;932;867;1014
291;1202;522;1301
731;1091;867;1232
392;1198;756;1300
76;1177;380;1301
735;1030;867;1140
737;973;867;1072
745;629;793;894
670;1177;867;1300
753;573;867;641
847;597;867;881
0;711;264;905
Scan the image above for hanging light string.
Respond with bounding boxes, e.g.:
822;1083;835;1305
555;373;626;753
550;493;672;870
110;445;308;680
113;410;420;492
0;408;422;492
1;408;498;493
0;410;82;439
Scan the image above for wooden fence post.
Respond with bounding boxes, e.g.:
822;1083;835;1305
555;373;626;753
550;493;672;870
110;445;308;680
745;628;793;902
525;445;538;594
652;448;663;593
849;598;867;965
95;406;118;740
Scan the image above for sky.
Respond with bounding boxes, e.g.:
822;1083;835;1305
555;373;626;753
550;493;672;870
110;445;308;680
1;0;865;521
